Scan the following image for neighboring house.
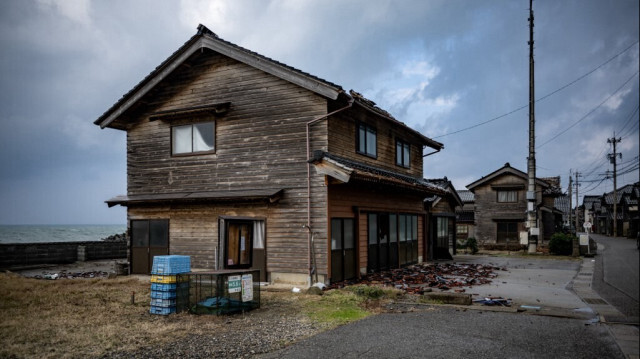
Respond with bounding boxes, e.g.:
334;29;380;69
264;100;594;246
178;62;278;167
584;183;639;237
95;25;447;285
554;194;571;231
424;178;463;260
466;163;563;247
455;190;475;242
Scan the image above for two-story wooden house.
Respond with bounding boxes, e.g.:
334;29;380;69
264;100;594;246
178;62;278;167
95;25;446;285
466;163;562;248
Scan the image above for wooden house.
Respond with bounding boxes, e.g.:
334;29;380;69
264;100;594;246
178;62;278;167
466;163;562;248
424;178;462;260
95;25;447;285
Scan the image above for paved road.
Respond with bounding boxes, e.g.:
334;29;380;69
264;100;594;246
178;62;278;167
259;306;622;359
259;254;629;359
590;234;639;321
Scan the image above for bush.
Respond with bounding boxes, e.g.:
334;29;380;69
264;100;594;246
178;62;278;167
466;237;479;254
549;233;574;255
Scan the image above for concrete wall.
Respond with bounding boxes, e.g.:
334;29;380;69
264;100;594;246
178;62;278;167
0;241;127;269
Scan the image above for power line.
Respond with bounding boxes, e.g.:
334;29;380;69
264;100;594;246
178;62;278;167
537;70;639;148
434;40;640;139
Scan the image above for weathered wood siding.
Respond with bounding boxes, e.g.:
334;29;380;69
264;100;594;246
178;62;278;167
473;174;527;244
124;49;330;276
327;110;424;178
327;183;426;277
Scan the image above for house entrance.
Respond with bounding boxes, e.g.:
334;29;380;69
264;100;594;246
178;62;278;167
130;219;169;274
330;218;356;282
220;218;266;282
368;213;416;273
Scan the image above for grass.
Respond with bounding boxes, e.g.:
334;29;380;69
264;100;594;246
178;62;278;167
0;274;394;358
302;285;401;328
0;273;229;358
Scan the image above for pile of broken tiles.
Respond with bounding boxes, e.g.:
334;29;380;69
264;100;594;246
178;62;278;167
328;263;504;294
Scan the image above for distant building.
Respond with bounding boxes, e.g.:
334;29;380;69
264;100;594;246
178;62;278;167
465;163;563;248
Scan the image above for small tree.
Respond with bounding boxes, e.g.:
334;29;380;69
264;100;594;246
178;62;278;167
549;233;573;255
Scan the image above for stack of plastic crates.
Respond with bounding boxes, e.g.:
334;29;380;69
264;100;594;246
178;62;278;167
149;255;190;315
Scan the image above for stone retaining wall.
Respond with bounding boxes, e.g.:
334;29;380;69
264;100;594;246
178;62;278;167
0;241;127;269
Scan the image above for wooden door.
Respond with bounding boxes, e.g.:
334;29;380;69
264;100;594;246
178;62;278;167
131;219;169;274
331;218;356;282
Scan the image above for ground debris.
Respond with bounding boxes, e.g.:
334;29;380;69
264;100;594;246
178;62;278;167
34;270;110;279
327;263;499;294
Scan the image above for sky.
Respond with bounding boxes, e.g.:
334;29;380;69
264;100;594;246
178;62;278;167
0;0;638;225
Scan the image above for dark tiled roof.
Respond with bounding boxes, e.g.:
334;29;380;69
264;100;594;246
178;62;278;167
96;24;343;126
457;190;475;203
311;151;445;194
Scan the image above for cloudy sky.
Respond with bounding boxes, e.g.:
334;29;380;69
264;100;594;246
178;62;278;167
0;0;638;225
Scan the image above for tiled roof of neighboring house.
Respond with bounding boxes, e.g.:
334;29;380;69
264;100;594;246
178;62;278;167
424;178;463;207
457;190;475;203
583;195;600;209
466;162;550;191
603;184;636;204
310;151;447;195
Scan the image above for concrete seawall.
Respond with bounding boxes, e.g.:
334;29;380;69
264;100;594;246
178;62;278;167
0;241;127;269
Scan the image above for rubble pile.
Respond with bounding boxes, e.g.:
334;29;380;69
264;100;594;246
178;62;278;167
329;263;504;294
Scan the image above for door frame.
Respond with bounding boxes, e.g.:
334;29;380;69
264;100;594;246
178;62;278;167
130;219;169;274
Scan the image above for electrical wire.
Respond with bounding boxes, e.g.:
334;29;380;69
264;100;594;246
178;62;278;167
434;41;640;139
537;70;639;148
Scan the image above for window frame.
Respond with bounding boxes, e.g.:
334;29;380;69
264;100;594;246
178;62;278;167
496;221;519;243
171;121;216;156
356;122;377;158
396;139;411;168
497;190;518;203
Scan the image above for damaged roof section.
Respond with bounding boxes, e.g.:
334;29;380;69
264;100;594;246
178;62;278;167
310;150;447;196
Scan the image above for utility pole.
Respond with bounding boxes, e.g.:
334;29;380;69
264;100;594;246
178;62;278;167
568;171;573;233
575;171;581;232
608;134;622;236
526;0;538;253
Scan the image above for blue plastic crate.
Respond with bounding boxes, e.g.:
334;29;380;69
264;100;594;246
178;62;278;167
151;282;188;291
150;306;176;315
151;290;177;299
150;298;177;307
151;255;191;275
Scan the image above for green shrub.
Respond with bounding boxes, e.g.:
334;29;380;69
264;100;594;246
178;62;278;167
549;233;574;255
466;237;479;254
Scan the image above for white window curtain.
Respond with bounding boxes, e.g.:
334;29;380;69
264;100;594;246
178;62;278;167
253;220;265;249
498;191;517;202
172;126;192;154
193;123;214;152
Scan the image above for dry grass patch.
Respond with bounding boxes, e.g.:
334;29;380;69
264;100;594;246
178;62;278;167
0;273;218;358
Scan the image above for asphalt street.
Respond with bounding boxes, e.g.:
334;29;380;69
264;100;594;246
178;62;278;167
259;306;622;359
590;233;640;321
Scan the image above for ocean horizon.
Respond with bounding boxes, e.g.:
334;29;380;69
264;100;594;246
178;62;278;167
0;224;127;244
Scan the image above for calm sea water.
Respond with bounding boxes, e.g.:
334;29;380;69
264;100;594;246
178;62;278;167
0;225;127;244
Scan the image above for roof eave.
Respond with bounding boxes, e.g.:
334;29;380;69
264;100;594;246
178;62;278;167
95;27;343;129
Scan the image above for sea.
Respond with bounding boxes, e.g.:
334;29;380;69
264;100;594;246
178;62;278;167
0;225;127;244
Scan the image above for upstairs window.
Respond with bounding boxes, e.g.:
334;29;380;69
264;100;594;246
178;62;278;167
172;122;215;155
357;123;377;158
396;140;411;168
497;190;518;203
